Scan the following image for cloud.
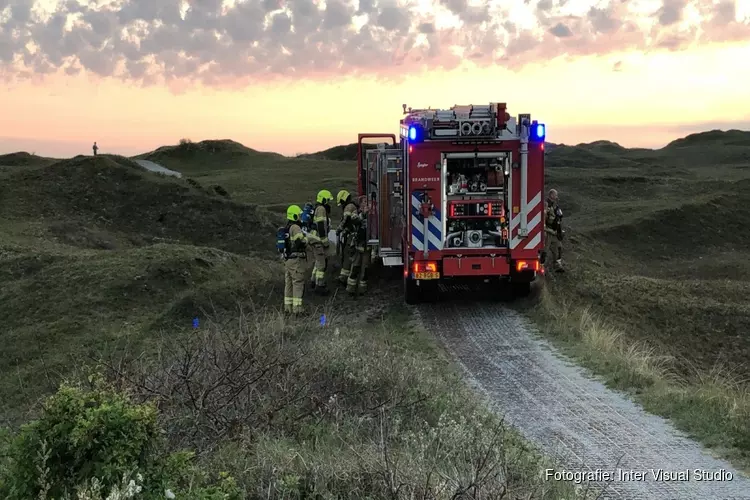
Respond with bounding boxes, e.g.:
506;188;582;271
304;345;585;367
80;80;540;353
549;22;573;37
0;0;749;88
657;0;687;26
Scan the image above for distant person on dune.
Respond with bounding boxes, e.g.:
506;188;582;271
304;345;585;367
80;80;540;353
92;142;99;156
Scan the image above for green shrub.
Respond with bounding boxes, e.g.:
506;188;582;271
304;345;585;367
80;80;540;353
0;380;240;500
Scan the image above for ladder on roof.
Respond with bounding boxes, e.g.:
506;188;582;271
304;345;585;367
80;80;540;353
405;103;502;139
406;103;497;122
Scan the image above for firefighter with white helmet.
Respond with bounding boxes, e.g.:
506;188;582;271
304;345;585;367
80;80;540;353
543;188;565;272
335;189;360;285
277;205;308;314
307;189;333;293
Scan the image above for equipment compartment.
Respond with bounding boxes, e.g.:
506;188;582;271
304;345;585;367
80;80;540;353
445;157;505;196
443;152;510;249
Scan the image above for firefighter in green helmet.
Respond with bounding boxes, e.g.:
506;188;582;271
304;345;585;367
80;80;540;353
307;189;333;294
277;205;308;314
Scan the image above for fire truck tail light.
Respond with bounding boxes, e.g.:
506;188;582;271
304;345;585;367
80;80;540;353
413;261;438;273
515;260;540;272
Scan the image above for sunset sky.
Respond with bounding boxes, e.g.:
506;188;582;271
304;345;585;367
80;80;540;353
1;0;749;158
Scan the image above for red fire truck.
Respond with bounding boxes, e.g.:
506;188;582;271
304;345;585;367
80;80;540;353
356;102;546;303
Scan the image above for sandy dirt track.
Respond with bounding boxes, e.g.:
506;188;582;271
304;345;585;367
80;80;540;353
133;159;183;178
416;299;750;500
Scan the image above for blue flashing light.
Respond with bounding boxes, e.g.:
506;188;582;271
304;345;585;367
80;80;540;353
407;124;424;143
531;123;546;141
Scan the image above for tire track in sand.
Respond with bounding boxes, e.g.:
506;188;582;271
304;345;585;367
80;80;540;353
416;298;750;500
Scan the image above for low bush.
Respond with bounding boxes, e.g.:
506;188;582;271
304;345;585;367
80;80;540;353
0;380;240;499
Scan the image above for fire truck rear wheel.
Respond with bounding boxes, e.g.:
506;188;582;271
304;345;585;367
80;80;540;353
511;282;531;298
404;276;420;305
420;281;439;303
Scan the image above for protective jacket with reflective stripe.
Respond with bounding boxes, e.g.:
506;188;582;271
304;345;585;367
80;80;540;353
309;203;330;244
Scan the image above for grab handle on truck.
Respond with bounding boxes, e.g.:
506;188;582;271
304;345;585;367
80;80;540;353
417;191;434;258
420;192;433;219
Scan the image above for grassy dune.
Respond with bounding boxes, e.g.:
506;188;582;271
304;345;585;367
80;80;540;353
520;130;750;469
136;139;357;213
0;148;578;498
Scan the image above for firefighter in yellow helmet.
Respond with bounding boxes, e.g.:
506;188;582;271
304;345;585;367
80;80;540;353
307;189;333;294
338;190;369;296
335;189;360;285
278;205;308;314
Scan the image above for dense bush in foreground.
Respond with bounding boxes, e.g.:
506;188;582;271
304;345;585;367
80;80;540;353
0;381;239;499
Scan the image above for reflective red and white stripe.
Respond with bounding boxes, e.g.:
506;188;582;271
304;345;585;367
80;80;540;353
509;191;543;250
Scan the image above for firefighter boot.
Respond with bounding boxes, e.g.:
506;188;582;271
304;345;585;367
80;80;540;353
339;252;352;285
554;246;565;272
338;259;350;286
347;251;362;297
356;252;370;296
315;265;329;295
309;266;317;290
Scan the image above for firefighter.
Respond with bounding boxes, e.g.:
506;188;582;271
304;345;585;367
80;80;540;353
299;202;315;287
543;188;565;273
335;190;359;285
308;189;333;294
279;205;308;314
346;198;370;296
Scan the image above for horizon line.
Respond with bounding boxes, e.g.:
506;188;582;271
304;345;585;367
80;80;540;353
2;125;750;159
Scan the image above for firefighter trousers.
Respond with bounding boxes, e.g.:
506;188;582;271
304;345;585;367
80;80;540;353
346;247;370;295
544;231;563;270
284;257;306;314
310;243;328;289
338;245;355;284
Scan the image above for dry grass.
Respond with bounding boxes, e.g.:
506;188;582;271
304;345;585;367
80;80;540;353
519;130;750;469
531;286;750;470
41;302;584;499
538;287;673;386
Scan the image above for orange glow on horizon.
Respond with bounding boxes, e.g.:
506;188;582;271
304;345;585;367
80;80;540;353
1;41;750;158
